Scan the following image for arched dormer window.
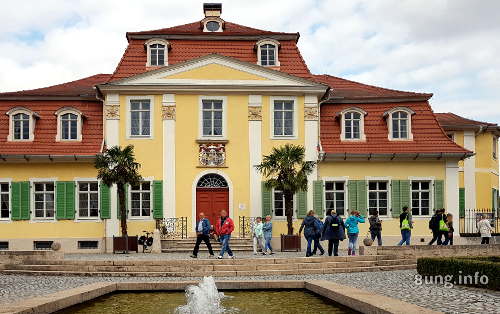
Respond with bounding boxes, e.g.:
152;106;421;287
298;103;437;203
6;107;39;141
338;107;367;141
383;107;415;140
55;107;83;141
145;39;169;67
256;39;280;67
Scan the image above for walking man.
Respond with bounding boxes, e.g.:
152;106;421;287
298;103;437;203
190;212;214;258
215;210;235;259
397;206;412;245
321;209;345;256
368;210;383;246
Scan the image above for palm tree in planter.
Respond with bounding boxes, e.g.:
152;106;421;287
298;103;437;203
95;145;142;253
255;144;316;250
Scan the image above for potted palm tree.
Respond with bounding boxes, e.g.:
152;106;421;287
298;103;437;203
255;144;316;251
95;145;142;253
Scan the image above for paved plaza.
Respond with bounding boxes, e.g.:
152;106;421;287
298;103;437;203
1;266;498;314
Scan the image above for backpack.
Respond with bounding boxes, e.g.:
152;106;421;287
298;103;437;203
314;218;324;235
401;218;411;230
439;216;449;232
331;216;340;231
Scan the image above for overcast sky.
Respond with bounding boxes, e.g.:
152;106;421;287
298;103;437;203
0;0;499;123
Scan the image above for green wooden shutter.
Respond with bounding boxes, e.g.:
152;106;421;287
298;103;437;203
313;180;324;218
297;190;307;218
11;182;21;220
65;182;75;219
20;182;30;220
434;180;444;210
56;182;75;220
459;188;465;218
117;184;129;219
153;180;163;219
391;180;401;218
400;180;411;209
261;182;272;217
100;183;111;219
348;180;357;213
356;180;367;216
492;188;498;212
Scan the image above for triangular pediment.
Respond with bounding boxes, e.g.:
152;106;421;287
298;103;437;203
109;54;325;88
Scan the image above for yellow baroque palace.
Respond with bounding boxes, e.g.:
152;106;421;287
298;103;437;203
0;4;498;252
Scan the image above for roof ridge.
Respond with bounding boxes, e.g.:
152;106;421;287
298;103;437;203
435;112;497;126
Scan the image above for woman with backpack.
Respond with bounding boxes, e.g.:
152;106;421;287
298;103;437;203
344;210;365;256
311;214;325;256
299;210;322;257
397;206;413;246
321;209;346;256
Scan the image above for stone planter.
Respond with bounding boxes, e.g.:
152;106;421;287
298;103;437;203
280;234;301;252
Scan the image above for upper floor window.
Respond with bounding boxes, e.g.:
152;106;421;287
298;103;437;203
6;107;38;141
384;107;415;141
339;107;367;141
0;183;9;220
272;98;296;138
55;107;82;141
200;97;226;138
130;182;151;218
257;39;280;67
129;98;152;137
493;136;498;160
145;39;169;67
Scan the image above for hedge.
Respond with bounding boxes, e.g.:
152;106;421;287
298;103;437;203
417;256;500;290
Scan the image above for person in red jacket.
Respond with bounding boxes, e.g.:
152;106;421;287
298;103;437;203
215;210;235;259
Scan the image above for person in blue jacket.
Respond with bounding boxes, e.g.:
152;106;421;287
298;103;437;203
262;215;274;255
321;209;346;256
299;210;322;257
344;210;365;256
190;212;214;258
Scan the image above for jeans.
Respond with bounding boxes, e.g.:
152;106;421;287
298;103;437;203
219;234;233;257
370;230;382;246
264;236;273;253
397;229;411;246
328;239;340;256
428;230;444;245
253;236;263;253
192;234;214;256
347;233;358;255
481;237;490;244
306;236;323;257
311;235;325;255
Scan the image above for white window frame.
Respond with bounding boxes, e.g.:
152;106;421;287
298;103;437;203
270;96;298;139
6;107;38;142
199;96;227;140
385;107;415;141
256;39;280;67
76;180;100;220
203;18;223;32
30;179;57;221
339;107;367;141
0;179;12;221
367;180;390;217
145;39;169;67
55;107;82;141
129;180;152;220
409;178;434;217
272;189;295;219
324;180;347;217
126;96;154;139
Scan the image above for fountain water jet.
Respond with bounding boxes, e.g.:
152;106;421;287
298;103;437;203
175;276;236;314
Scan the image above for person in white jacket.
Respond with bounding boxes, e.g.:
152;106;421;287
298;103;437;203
477;215;494;244
252;217;264;254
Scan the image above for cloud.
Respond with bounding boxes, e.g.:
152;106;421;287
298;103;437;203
0;0;499;124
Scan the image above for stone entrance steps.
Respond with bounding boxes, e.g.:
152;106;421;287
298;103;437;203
161;237;254;253
1;255;416;277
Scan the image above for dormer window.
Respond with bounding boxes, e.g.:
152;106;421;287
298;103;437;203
339;107;367;141
55;107;83;141
384;107;415;141
145;39;169;67
6;107;38;141
256;39;280;67
206;20;221;32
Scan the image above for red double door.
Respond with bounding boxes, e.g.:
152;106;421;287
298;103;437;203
195;188;229;230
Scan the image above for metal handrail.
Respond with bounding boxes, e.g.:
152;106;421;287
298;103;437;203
156;217;188;239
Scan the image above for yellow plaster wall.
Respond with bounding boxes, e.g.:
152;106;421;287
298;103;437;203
475;132;496;170
0;162;97;181
164;64;268;81
119;95;164;179
454;131;465;168
0;221;104;238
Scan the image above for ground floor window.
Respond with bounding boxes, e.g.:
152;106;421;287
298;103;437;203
273;190;294;217
130;182;151;217
78;182;99;218
368;181;388;216
0;183;9;219
325;181;346;216
34;182;55;218
411;181;431;216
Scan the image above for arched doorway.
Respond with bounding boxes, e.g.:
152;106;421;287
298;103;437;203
196;174;229;227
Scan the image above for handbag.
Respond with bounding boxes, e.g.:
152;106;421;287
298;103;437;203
363;231;373;246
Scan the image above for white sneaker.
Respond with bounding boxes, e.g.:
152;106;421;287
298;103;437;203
217;256;223;259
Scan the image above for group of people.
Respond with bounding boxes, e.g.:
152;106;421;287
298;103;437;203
190;206;494;259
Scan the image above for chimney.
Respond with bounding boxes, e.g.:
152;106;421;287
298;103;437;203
203;3;222;17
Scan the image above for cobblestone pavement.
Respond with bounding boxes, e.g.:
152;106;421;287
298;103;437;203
1;270;499;313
